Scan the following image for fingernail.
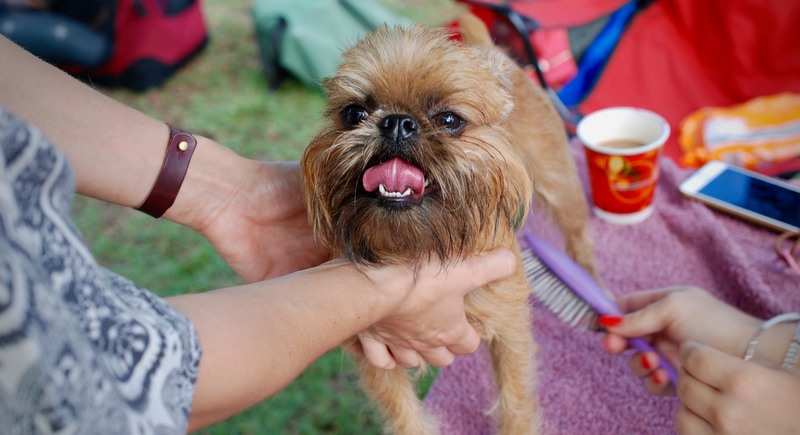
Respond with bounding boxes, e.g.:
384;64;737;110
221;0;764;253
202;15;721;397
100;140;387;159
597;315;623;328
640;353;653;370
650;371;662;385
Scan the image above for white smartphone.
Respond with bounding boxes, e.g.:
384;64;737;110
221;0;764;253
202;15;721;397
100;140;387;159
679;160;800;233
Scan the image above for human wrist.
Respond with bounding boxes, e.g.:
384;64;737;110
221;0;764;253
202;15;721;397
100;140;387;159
160;135;253;230
291;261;407;332
723;315;763;357
762;323;800;367
361;263;412;308
744;313;800;367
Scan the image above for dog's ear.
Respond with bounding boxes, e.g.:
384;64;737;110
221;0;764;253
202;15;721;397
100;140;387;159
457;12;515;84
457;12;493;47
460;45;514;122
457;13;516;118
479;47;515;91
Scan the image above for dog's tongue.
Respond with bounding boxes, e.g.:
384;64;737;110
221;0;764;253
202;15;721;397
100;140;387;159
362;157;426;195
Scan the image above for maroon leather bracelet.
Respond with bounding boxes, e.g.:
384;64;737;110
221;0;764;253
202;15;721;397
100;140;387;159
136;124;197;218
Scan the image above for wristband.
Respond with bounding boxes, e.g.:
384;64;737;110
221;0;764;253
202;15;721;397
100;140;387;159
136;124;197;218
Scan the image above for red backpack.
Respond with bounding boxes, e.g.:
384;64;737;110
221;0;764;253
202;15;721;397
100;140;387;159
0;0;208;91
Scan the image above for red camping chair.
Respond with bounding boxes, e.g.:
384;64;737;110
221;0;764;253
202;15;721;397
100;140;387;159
457;0;800;166
454;0;650;128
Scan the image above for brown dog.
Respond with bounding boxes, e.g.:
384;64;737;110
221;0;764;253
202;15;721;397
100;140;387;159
300;14;596;435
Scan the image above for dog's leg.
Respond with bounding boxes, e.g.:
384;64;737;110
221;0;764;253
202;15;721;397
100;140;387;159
504;63;599;279
534;181;598;277
357;359;439;435
484;285;541;434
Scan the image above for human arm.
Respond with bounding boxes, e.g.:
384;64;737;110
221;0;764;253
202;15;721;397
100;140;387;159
0;35;328;280
166;248;515;430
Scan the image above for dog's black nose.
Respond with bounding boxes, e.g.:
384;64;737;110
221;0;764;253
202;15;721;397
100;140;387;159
380;114;418;143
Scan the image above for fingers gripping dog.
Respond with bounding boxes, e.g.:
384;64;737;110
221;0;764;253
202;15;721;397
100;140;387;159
300;14;596;435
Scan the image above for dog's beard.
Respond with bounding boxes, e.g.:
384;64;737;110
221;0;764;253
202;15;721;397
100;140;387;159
303;123;527;266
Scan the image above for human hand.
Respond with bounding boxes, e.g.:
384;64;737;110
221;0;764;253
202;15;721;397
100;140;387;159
346;249;517;370
675;340;800;434
600;286;760;394
173;157;329;282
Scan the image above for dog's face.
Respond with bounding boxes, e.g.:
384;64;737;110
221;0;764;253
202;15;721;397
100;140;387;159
301;25;532;265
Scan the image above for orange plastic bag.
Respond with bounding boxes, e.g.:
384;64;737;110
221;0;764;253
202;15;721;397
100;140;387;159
680;93;800;171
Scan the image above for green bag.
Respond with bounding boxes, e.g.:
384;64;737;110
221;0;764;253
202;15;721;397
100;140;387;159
252;0;409;92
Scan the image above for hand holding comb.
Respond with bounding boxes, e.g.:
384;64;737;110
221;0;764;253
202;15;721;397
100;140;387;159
522;232;678;386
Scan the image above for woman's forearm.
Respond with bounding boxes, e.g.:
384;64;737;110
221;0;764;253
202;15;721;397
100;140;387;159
0;35;166;207
170;248;516;430
166;262;404;430
0;35;250;231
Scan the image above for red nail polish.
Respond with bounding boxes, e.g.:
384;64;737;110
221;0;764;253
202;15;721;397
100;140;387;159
650;372;662;385
597;315;623;328
640;353;653;370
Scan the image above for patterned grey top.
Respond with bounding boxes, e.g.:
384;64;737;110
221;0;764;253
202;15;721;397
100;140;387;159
0;107;201;434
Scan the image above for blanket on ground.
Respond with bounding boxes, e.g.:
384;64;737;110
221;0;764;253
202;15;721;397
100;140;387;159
424;140;800;434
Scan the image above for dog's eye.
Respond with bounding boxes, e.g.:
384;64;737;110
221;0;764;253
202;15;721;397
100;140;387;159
341;104;369;128
431;111;466;134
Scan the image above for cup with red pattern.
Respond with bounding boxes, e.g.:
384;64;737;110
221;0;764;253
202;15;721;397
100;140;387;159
578;107;670;225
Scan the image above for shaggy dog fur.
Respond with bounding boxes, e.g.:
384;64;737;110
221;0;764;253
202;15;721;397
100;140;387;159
300;14;596;434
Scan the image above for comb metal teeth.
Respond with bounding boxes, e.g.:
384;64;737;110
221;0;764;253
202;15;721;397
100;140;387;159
522;249;598;330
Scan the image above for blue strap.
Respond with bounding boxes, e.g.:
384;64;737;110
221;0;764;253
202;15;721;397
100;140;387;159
557;0;639;107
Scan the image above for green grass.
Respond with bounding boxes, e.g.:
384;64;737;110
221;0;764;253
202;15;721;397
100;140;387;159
72;0;461;433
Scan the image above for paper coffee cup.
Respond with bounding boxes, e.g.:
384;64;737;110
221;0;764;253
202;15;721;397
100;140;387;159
577;107;670;225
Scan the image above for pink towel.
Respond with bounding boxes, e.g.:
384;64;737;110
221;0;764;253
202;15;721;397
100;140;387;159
424;140;800;434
